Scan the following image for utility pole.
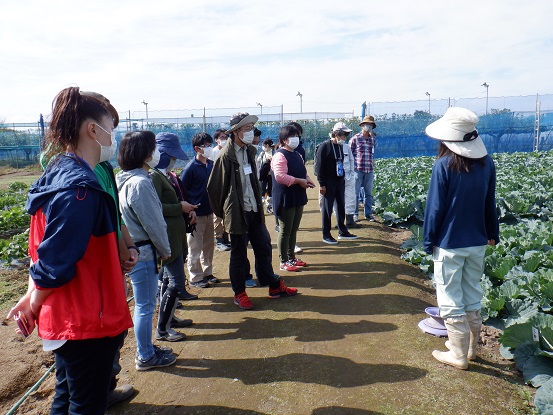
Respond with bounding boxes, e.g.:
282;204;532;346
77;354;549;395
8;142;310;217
256;102;263;114
481;83;489;115
142;100;149;119
296;91;303;113
425;92;431;114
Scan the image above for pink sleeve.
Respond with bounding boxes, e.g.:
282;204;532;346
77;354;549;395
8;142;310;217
271;152;296;187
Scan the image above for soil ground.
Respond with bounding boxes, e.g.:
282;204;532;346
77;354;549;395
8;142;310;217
0;166;536;415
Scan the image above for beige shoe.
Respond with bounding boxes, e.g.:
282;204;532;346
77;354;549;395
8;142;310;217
432;316;470;370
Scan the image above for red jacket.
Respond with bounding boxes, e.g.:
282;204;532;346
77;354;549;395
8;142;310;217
27;155;133;340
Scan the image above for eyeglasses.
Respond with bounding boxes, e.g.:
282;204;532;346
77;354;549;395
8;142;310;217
241;124;255;132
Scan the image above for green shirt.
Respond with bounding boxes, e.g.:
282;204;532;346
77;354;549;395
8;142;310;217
94;162;123;239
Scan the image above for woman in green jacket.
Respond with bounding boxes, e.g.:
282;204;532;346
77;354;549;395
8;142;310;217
150;132;198;342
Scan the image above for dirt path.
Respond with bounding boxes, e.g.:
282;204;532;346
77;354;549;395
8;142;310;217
0;167;533;415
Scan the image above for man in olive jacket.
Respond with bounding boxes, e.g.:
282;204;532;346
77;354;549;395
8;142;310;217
207;112;298;310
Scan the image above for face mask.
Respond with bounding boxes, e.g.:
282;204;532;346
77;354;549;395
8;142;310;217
363;125;373;132
336;139;345;145
240;130;255;145
166;158;177;171
95;124;117;163
218;140;227;148
287;136;300;149
263;146;271;153
200;146;213;159
146;148;161;168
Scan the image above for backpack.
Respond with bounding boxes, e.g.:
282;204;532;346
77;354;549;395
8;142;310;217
259;159;271;182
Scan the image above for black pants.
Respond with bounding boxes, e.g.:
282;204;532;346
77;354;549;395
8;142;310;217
322;178;347;237
109;329;128;392
261;178;272;197
229;211;279;294
51;332;126;415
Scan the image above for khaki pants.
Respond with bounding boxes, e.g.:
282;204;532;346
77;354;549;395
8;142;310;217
213;215;224;239
187;214;215;282
433;245;486;319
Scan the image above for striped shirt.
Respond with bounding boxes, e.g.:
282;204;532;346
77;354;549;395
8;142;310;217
349;132;376;173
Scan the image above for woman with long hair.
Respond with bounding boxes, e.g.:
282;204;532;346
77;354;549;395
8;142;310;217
423;107;500;369
7;87;133;414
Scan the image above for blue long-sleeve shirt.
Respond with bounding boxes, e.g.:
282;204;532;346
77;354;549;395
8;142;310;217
180;158;214;216
423;155;500;254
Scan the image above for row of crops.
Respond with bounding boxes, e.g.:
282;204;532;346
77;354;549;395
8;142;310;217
374;151;553;413
0;182;30;263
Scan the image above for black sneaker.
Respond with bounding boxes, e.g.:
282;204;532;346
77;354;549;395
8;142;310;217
338;232;358;240
155;329;186;342
205;275;220;284
107;384;134;408
153;345;174;355
322;236;338;245
190;278;210;288
135;349;177;371
170;317;193;328
179;290;198;301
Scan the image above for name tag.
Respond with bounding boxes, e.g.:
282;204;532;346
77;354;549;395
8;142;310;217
243;164;253;175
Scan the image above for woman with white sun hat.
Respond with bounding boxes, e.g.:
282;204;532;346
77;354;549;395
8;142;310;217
423;107;500;369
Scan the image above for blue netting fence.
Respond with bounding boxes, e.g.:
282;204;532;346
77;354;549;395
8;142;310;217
1;94;552;165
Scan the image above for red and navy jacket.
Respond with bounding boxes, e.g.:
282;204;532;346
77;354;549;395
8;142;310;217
26;154;133;340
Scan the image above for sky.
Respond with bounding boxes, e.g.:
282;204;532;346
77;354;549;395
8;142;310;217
1;0;552;123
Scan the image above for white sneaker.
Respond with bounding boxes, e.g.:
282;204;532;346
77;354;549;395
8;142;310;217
216;242;231;252
294;245;303;254
353;215;359;222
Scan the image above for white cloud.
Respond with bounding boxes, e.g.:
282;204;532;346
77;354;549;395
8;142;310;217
1;0;552;122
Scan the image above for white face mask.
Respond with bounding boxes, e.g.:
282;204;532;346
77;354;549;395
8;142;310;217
218;140;227;148
287;136;300;149
166;158;177;171
363;125;373;132
200;146;213;160
95;124;117;163
336;139;345;145
240;130;255;145
146;148;161;168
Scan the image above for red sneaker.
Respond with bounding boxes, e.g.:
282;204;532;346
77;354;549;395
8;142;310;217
290;258;307;267
234;292;254;310
268;280;299;299
280;261;299;272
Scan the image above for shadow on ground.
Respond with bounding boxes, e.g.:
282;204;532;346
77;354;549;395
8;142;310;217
114;404;386;415
185;293;433;316
168;353;427;387
188;317;397;342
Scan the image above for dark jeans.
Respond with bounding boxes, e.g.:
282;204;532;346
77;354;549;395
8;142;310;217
50;332;125;415
109;329;128;392
229;211;279;294
322;178;347;237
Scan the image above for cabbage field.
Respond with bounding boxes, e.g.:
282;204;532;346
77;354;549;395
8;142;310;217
374;151;553;413
0;182;29;262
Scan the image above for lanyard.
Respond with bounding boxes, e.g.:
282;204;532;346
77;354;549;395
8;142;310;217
331;142;343;161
